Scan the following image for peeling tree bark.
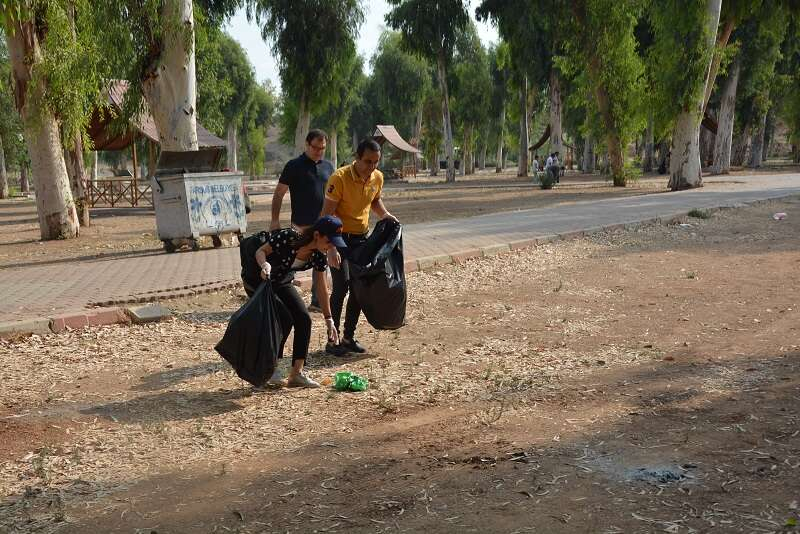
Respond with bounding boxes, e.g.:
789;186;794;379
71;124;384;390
517;78;529;178
142;0;199;152
226;123;238;170
67;135;90;227
703;17;736;113
583;134;595;173
668;0;721;190
643;114;654;173
0;135;8;199
437;53;456;182
711;60;739;174
549;70;563;157
495;104;505;173
6;18;79;239
749;111;768;168
330;129;339;170
293;90;311;154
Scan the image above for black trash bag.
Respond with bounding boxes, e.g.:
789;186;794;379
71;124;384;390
239;231;271;297
348;219;406;330
215;282;291;386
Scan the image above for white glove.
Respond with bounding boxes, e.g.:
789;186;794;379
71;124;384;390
325;317;339;344
260;261;271;280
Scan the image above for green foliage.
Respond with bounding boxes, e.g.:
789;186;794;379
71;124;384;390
196;14;256;136
239;81;277;177
386;0;469;66
368;31;430;138
247;0;363;112
316;52;364;138
476;0;563;86
450;24;492;158
736;1;790;125
0;28;26;169
647;0;716;125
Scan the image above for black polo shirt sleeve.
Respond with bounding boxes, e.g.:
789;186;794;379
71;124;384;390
278;159;297;186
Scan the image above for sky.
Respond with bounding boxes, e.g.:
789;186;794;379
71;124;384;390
225;1;499;90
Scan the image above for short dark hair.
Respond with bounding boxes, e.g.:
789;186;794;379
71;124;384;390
306;129;328;144
356;138;382;158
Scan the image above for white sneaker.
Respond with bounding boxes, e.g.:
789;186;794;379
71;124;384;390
287;373;320;388
266;368;285;387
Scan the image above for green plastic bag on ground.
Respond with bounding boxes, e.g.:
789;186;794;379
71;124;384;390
333;371;369;392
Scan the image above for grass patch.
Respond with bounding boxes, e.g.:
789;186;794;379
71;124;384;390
687;209;711;219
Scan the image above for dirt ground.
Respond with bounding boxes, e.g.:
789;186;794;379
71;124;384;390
0;170;678;269
1;196;799;533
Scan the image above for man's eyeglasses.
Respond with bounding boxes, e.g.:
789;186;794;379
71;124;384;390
309;143;326;151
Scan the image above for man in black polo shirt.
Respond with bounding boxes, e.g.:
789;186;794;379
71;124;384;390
270;129;335;311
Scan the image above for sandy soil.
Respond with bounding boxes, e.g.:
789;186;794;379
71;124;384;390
0;196;798;533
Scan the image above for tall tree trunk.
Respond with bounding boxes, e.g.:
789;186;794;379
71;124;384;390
352;130;358;153
731;125;751;167
749;111;768;168
549;70;563;156
226;123;238;170
414;105;423;144
0;135;8;199
330;129;339;170
495;104;505;173
643;114;655;172
142;0;198;152
437;54;456;183
518;78;529;177
669;0;721;190
430;149;439;177
20;165;29;193
763;109;776;162
293;90;311;154
699;112;716;168
711;60;739;174
583;134;595;173
479;137;487;171
92;151;99;183
703;17;736;112
68;135;90;227
6;18;79;240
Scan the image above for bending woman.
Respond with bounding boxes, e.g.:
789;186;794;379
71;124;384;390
254;215;345;388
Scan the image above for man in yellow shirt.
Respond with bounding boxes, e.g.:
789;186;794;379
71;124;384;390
321;138;398;355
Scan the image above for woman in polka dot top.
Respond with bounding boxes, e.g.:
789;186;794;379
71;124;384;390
253;216;347;388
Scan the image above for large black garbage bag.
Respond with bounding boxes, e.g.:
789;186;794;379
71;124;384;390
215;282;291;386
239;231;271;297
348;219;406;330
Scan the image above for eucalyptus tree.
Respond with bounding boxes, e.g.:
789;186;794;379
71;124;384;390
450;26;492;175
247;0;364;153
477;0;562;178
316;51;364;168
369;31;430;141
0;0;105;238
566;0;646;186
386;0;470;183
239;81;277;178
195;22;257;170
488;43;511;173
648;0;722;190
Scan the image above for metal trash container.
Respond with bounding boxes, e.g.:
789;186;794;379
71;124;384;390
152;149;247;253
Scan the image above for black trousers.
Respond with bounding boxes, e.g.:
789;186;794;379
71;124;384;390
330;233;367;340
273;282;312;363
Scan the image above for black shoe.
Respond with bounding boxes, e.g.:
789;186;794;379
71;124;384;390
326;342;349;357
341;338;367;354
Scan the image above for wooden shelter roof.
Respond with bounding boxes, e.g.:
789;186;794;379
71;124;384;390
87;80;226;151
372;125;421;154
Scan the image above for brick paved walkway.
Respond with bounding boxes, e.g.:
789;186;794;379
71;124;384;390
1;173;798;323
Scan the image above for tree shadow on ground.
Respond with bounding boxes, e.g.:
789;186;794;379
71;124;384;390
79;388;256;424
131;362;228;392
36;350;798;533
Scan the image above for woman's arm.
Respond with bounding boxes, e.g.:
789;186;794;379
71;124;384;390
314;269;338;343
254;243;274;279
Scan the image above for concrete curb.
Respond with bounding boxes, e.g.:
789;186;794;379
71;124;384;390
0;195;793;339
